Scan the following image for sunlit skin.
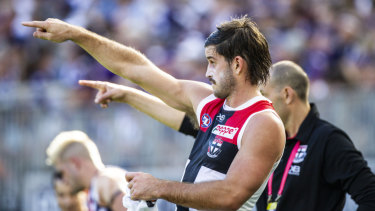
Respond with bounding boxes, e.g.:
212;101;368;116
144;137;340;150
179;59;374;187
205;46;236;99
55;179;85;211
21;18;285;210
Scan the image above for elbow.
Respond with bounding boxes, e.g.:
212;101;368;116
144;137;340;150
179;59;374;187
220;198;243;211
225;202;243;211
219;191;249;211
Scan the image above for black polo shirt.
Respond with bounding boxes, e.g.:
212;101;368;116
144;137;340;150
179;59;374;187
255;103;375;211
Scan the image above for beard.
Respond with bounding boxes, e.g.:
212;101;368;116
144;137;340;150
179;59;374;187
213;68;236;99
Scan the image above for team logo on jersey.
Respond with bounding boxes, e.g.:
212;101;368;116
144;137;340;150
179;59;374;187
201;113;212;128
288;165;301;175
293;145;308;164
216;113;225;122
207;138;223;158
212;124;239;139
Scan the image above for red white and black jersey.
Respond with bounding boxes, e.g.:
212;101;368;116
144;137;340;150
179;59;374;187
178;95;279;211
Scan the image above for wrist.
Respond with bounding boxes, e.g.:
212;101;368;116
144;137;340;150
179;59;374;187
69;25;87;43
153;179;167;199
118;87;130;103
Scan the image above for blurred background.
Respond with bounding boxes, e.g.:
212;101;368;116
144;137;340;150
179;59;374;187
0;0;375;210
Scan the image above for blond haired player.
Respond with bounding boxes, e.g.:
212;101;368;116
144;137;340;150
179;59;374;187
46;130;127;211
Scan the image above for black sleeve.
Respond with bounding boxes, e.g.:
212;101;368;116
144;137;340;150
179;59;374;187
323;131;375;211
178;115;199;138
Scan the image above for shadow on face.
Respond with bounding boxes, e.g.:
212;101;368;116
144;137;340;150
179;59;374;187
54;179;87;211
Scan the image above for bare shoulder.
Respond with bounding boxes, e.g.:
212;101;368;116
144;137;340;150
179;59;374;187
97;167;127;205
248;110;284;134
242;111;285;159
101;166;127;179
98;166;127;187
180;80;213;111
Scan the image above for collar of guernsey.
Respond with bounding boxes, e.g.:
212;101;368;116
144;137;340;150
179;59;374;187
267;140;300;202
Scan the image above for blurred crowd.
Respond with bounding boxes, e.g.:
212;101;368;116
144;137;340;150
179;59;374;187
1;0;375;210
1;0;375;90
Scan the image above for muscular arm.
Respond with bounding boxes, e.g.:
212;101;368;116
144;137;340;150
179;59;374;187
79;80;198;132
22;19;212;113
122;87;197;131
127;112;285;210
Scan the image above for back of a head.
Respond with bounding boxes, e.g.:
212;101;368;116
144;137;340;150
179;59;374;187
271;60;310;102
46;130;103;168
204;15;271;86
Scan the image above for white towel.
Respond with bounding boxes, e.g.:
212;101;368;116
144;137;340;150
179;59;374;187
122;187;158;211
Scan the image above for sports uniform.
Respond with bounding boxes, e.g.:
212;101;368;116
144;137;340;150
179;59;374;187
177;95;280;211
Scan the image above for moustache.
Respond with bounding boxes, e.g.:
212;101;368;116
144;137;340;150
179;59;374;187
209;78;216;85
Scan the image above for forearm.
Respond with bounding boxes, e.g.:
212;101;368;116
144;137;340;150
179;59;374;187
70;26;149;80
122;88;186;131
157;180;245;210
24;19;205;112
69;26;212;112
70;27;191;107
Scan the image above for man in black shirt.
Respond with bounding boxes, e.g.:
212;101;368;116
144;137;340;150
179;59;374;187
257;60;375;211
80;60;375;210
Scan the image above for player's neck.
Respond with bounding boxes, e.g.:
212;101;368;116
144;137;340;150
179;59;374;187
84;162;101;188
225;83;260;108
285;101;310;138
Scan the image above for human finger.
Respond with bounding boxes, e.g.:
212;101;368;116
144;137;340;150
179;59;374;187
95;89;106;104
79;80;107;90
100;103;108;108
21;21;47;29
99;99;112;108
127;179;134;189
33;30;55;40
125;172;138;182
36;28;46;32
96;91;115;104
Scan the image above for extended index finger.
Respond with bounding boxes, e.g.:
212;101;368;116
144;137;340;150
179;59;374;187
21;21;47;29
79;80;106;90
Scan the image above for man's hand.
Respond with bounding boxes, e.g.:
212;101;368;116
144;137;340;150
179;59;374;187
79;80;130;108
22;18;77;43
125;172;161;201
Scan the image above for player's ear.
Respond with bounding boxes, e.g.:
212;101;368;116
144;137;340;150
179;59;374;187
283;86;295;105
69;157;81;170
232;56;245;75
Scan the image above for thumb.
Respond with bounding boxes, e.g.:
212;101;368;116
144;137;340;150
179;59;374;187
97;89;118;103
125;172;138;182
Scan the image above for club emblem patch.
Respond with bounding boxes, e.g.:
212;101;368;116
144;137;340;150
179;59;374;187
201;113;212;128
207;138;223;158
293;145;308;164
